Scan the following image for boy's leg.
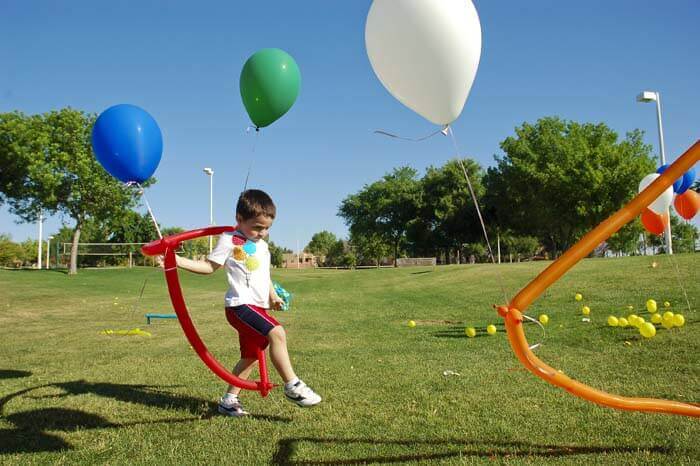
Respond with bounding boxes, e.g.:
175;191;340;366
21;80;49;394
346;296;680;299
225;357;257;396
267;325;297;383
267;325;322;407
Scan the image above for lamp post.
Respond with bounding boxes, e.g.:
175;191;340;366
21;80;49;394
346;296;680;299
203;168;214;253
37;211;43;269
636;91;672;255
46;235;54;269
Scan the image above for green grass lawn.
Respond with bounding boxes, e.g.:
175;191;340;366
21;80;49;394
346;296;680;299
1;255;699;464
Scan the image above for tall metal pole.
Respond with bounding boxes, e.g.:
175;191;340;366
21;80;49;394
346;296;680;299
46;236;53;269
204;168;215;254
37;211;43;269
654;92;673;255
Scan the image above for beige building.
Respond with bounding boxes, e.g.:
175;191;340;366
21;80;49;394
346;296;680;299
282;252;318;269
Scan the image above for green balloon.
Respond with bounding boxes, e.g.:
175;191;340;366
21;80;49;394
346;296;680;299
240;48;301;128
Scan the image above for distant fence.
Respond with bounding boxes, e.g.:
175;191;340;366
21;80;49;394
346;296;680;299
396;257;437;267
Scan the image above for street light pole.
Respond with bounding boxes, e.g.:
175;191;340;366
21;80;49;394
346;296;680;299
46;235;54;269
637;91;673;255
37;211;43;269
203;168;214;253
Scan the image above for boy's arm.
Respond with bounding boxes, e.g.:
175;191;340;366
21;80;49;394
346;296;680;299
269;279;284;310
159;255;220;274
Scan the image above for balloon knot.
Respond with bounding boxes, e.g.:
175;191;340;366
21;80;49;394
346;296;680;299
496;305;509;318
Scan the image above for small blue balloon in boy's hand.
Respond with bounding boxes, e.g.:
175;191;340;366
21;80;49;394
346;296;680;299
273;282;292;311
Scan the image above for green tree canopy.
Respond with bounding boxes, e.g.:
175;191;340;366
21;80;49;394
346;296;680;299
0;109;148;274
485;117;656;255
305;231;338;257
338;167;421;266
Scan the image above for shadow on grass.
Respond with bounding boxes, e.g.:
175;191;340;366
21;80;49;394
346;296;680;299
0;380;291;454
0;369;32;379
410;271;433;275
271;436;670;464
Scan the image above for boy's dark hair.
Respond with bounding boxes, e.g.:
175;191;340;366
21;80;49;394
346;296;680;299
236;189;276;220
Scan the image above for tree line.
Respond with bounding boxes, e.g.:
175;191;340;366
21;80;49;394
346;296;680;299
305;117;696;266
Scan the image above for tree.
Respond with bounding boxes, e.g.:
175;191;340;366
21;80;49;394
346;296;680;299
485;117;656;256
0;234;27;267
350;232;390;267
339;167;421;266
268;240;288;268
418;158;485;263
606;219;644;256
305;231;338;260
0;109;146;274
670;214;698;253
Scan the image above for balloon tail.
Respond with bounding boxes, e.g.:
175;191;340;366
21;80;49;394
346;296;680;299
373;125;449;142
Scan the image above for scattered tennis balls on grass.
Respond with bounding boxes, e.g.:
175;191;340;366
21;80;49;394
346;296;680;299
607;316;619;327
627;314;639;327
407;320;416;328
465;327;476;338
650;313;662;324
664;301;671;308
582;306;591;316
538;314;549;325
618;317;629;327
574;293;583;301
646;299;657;313
486;324;497;335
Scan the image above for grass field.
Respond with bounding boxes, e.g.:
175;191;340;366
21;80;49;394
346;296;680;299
1;254;699;464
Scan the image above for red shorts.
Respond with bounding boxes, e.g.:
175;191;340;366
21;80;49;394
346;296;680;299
225;304;280;359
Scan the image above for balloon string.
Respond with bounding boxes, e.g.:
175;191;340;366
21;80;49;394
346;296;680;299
135;183;162;239
243;127;261;191
663;251;692;314
521;313;547;350
373;125;449;142
447;126;510;306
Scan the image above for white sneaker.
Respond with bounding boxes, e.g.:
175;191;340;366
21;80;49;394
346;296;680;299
217;396;249;417
284;380;322;407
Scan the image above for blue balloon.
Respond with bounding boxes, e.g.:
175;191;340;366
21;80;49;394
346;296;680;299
656;164;683;193
676;168;696;195
92;104;163;183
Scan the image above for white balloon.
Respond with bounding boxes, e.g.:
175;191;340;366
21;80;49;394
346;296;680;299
365;0;482;126
638;173;674;214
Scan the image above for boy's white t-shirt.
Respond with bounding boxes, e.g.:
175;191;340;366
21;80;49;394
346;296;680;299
207;231;271;308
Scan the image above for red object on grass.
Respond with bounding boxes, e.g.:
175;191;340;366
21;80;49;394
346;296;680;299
142;226;274;397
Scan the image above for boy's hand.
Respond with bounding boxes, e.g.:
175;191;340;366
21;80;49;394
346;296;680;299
155;255;165;268
270;294;285;311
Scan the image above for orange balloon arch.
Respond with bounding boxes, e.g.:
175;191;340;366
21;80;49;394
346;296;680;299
498;140;700;417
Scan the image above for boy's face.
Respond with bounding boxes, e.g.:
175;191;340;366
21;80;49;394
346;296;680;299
236;214;273;242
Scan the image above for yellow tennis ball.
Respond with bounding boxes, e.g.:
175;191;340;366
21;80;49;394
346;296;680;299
635;316;646;328
407;320;416;328
663;301;671;308
661;318;674;329
646;299;657;313
672;314;685;327
618;317;629;327
538;314;549;325
607;316;619;327
639;322;657;339
574;293;583;301
650;313;662;324
627;314;639;326
582;306;591;316
465;327;476;337
486;324;497;335
662;311;674;321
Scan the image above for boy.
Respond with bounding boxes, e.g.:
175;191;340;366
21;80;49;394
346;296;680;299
167;189;321;416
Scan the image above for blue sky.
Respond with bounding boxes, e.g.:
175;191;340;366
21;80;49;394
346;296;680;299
1;1;698;250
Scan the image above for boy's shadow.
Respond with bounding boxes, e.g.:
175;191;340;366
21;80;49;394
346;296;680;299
1;379;291;455
271;436;670;464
